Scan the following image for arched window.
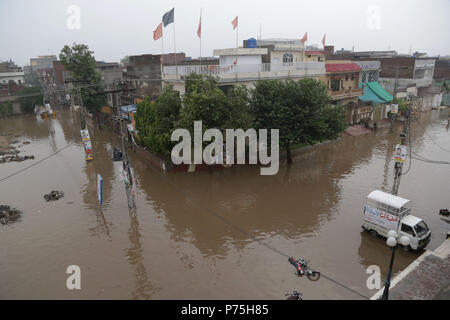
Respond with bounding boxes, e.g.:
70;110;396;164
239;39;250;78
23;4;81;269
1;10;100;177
283;53;293;65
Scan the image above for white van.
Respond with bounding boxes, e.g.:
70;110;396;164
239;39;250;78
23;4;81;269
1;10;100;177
362;190;431;251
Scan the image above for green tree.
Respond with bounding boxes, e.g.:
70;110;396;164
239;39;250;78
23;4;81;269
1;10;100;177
18;86;42;113
136;86;182;156
179;74;252;134
59;43;105;115
397;98;410;115
250;78;344;164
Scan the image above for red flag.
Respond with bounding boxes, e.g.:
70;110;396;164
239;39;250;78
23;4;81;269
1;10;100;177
197;15;202;38
301;32;307;44
232;16;238;30
322;33;326;47
153;23;163;41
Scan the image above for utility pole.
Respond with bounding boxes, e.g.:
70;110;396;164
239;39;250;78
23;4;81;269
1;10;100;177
389;68;399;133
115;81;135;209
391;108;410;196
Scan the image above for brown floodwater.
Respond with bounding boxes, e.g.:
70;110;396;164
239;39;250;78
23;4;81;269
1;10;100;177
1;108;449;300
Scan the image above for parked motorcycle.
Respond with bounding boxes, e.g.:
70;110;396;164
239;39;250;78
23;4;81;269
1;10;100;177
288;257;321;281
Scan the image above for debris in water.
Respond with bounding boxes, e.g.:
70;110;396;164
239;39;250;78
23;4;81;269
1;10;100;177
22;141;31;145
285;290;303;300
43;190;65;202
0;150;20;156
0;155;35;163
0;205;22;225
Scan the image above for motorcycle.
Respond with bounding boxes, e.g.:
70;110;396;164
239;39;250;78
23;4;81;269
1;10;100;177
285;290;303;300
288;257;321;281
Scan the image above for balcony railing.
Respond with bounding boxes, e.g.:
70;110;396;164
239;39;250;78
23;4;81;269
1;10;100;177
163;62;326;81
330;88;364;99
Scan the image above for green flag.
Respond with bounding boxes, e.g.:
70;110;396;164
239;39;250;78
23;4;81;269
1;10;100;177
162;8;174;27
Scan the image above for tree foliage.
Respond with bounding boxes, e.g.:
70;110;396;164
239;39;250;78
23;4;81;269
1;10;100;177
59;43;105;114
250;78;346;163
18;86;42;113
0;101;13;117
136;86;182;155
179;74;252;134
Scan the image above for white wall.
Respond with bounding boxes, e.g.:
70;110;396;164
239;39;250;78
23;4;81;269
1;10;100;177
0;72;25;85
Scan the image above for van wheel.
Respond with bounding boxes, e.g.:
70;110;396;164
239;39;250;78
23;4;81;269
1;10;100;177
402;245;411;252
370;230;379;237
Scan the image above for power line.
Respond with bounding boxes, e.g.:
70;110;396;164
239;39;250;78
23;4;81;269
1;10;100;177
415;120;450;153
0;142;81;183
149;167;371;299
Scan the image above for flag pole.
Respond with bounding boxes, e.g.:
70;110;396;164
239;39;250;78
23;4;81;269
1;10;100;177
235;17;238;82
173;7;178;79
199;9;202;68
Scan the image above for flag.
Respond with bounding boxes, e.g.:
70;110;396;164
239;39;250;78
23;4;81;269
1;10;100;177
232;16;238;30
322;33;326;47
162;8;175;27
301;32;307;44
197;14;202;38
153;23;163;40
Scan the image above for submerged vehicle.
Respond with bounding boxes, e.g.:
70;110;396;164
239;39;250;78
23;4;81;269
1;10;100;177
362;190;431;251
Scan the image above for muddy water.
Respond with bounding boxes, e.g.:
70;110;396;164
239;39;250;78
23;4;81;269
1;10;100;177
0;109;449;300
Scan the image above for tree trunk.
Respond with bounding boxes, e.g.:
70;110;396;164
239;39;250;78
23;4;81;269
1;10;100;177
286;143;292;165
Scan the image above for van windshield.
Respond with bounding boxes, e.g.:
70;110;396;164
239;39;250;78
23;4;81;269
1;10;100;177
414;221;429;237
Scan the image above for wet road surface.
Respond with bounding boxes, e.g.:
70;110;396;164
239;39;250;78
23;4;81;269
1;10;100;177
0;108;449;299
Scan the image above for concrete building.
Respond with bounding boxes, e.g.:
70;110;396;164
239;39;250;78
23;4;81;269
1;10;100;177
162;39;326;95
432;58;450;106
123;53;185;100
354;61;380;84
324;61;364;124
30;55;58;72
0;60;25;85
96;62;123;85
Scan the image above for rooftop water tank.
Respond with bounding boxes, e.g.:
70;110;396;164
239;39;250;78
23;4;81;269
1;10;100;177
247;38;257;48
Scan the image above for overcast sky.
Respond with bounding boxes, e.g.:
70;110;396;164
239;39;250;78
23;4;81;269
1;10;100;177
1;0;449;66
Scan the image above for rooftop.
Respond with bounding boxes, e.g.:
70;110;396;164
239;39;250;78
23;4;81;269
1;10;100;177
325;63;361;73
213;48;268;56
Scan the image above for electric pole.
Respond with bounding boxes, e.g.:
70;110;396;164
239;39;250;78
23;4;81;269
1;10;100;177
391;109;411;196
114;80;135;209
389;68;399;133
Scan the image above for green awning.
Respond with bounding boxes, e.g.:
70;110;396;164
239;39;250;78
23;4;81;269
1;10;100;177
359;82;393;104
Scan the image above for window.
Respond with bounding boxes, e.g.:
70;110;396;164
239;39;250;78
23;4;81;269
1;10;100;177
401;224;415;236
283;53;293;65
414;221;429;237
330;79;340;91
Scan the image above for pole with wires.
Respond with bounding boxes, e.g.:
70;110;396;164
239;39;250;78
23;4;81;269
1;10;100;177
391;108;411;195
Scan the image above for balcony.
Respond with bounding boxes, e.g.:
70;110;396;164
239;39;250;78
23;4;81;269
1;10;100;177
162;62;326;83
329;88;364;100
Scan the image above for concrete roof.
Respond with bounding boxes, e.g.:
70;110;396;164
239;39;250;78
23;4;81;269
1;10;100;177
213;48;268;56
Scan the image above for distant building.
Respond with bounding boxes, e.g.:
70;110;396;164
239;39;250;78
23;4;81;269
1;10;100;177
162;38;326;94
0;60;24;85
123;53;185;100
324;61;364;124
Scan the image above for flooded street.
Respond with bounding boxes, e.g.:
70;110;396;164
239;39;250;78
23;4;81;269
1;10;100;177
1;108;449;300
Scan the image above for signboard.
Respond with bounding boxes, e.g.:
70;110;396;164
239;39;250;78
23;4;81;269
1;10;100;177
393;144;407;163
97;174;103;205
81;129;93;161
391;104;398;114
364;205;399;231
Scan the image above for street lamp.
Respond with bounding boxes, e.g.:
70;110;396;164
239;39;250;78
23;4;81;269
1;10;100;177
381;230;410;300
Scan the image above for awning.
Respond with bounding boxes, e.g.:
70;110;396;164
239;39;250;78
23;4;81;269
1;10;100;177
359;82;393;104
